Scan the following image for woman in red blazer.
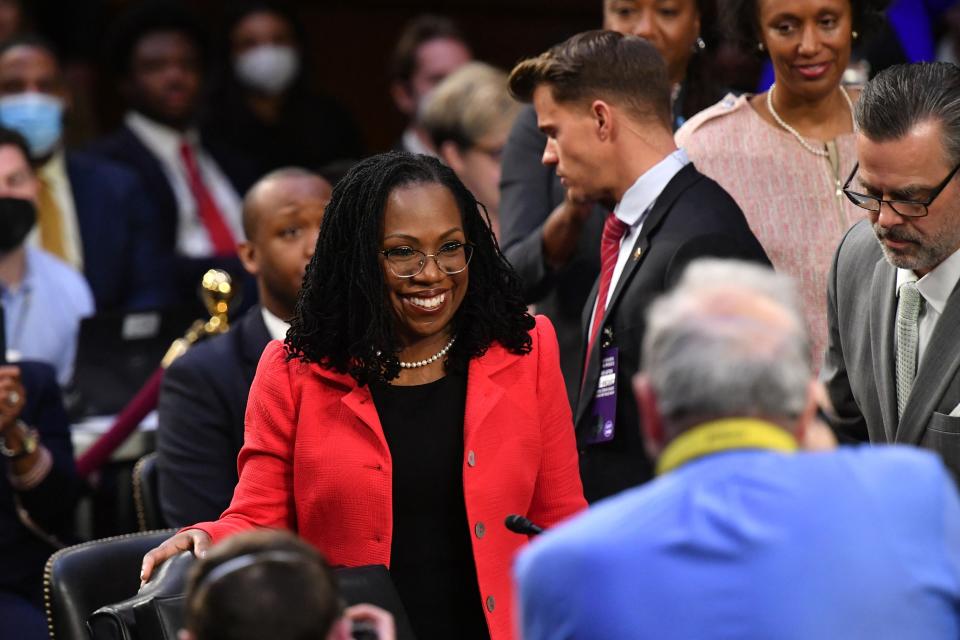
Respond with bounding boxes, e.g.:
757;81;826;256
143;153;586;640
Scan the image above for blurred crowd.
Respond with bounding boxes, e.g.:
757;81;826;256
3;0;960;639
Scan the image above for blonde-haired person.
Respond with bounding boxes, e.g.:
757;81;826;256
419;62;521;239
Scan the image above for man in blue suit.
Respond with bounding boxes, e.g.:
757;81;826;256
90;4;259;307
0;36;175;312
515;260;960;640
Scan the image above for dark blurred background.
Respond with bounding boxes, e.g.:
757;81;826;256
27;0;603;152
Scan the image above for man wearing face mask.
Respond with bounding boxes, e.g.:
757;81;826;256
201;5;364;174
91;3;259;307
0;35;176;313
0;126;93;385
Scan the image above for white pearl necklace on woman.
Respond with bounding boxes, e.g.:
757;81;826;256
398;335;457;369
766;83;855;157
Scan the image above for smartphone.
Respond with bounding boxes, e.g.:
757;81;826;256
351;620;379;640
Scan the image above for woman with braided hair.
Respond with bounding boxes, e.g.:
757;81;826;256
142;152;586;640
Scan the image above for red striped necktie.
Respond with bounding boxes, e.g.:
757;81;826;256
179;141;236;256
585;212;630;369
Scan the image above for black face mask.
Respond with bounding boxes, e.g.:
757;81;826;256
0;197;36;253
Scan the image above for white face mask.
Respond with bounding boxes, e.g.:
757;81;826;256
234;45;300;95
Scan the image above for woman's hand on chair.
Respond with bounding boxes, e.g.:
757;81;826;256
140;529;212;586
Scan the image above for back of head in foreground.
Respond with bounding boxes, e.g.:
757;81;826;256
181;530;345;640
514;259;960;640
640;258;815;450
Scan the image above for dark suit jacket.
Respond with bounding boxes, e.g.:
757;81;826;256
500;106;606;408
575;163;770;502
66;150;176;311
823;219;960;478
0;361;77;606
156;305;271;527
88;123;259;307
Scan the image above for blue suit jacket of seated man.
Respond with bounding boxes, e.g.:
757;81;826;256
515;445;960;640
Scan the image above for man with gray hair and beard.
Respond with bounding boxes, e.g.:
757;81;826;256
515;259;960;640
824;62;960;478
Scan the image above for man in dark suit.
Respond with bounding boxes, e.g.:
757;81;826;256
824;62;960;478
499;0;702;406
90;4;259;306
0;36;175;311
0;360;79;640
157;168;331;527
509;31;769;502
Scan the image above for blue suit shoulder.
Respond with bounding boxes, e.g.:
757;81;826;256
66;149;176;311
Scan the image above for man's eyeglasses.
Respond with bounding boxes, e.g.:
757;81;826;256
842;161;960;218
380;242;474;278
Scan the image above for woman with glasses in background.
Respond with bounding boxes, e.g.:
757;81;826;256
141;152;586;640
676;0;888;363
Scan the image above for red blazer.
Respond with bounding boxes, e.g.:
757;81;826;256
191;315;586;640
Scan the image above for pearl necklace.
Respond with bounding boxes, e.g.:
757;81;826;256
766;83;855;157
398;335;456;369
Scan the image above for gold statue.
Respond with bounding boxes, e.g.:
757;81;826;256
161;269;236;368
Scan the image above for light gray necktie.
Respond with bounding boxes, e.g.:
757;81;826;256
896;281;923;419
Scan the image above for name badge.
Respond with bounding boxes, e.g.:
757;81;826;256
585;346;618;444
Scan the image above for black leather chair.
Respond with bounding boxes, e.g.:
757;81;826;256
132;453;166;532
90;551;195;640
44;529;175;640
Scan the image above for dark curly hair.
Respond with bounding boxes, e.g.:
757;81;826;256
286;151;534;385
722;0;890;55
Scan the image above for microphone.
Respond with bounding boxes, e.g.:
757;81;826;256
505;514;544;536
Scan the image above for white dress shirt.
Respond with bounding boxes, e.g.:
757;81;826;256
895;247;960;369
125;111;244;257
401;128;437;157
261;306;291;342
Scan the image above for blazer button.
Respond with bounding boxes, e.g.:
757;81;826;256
475;522;485;539
486;595;495;612
467;450;476;467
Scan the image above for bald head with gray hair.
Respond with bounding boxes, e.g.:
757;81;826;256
642;259;812;434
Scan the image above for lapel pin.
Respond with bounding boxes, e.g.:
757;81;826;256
633;247;643;261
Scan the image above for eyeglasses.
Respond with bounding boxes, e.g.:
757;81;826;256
380;241;474;278
842;161;960;218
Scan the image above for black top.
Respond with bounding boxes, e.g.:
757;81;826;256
370;371;489;640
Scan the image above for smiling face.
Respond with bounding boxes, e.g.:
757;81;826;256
380;182;468;353
603;0;701;85
857;120;960;277
533;85;611;203
758;0;853;102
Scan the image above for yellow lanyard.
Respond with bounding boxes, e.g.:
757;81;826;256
656;418;798;476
